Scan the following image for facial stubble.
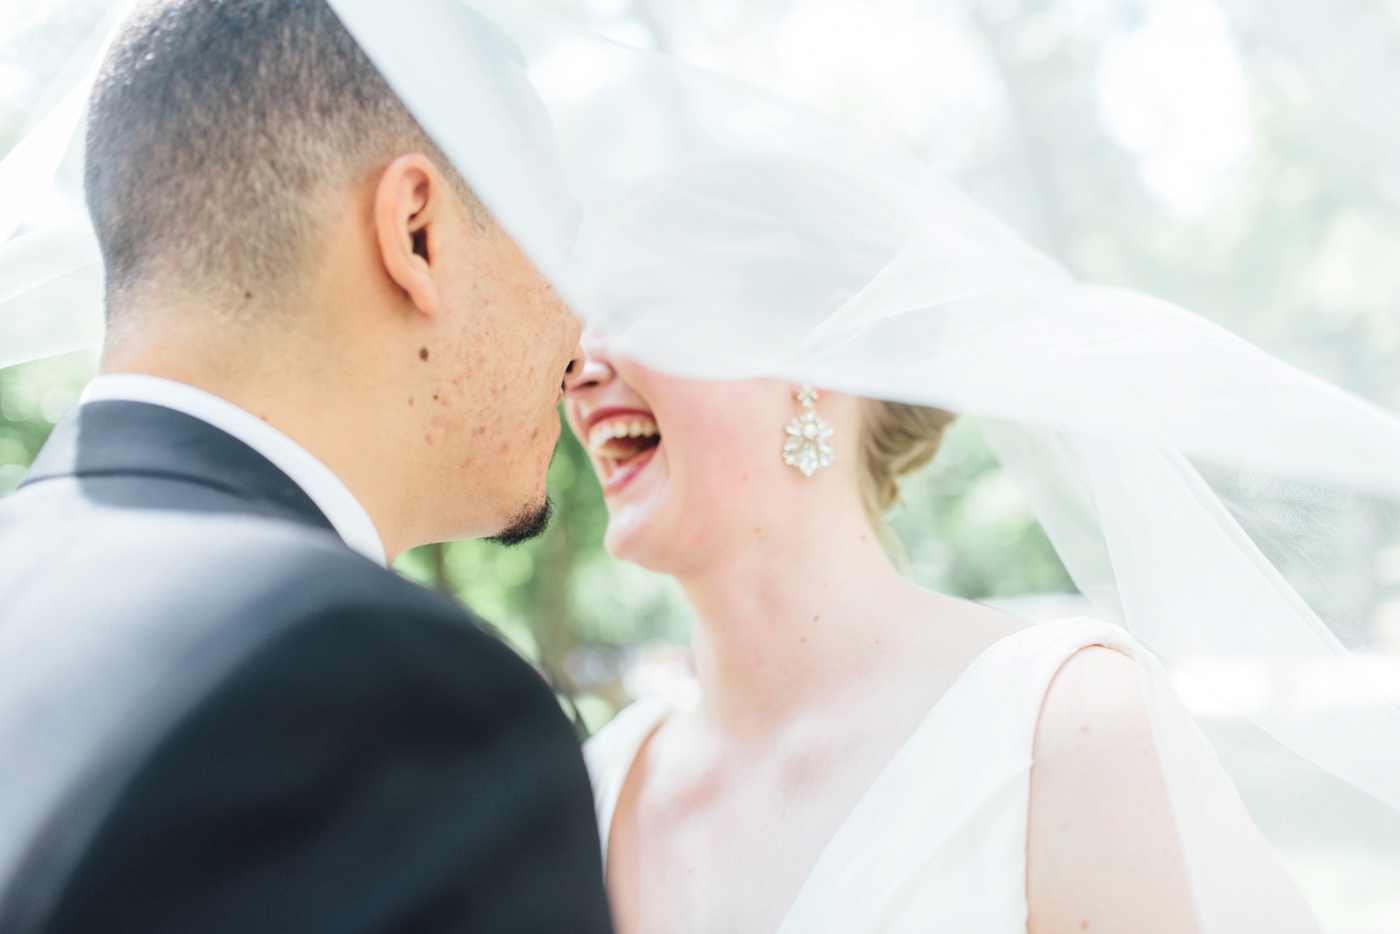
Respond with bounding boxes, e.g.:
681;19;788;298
486;436;559;547
488;366;571;547
487;494;553;547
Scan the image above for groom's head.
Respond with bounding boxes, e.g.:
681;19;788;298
84;0;583;554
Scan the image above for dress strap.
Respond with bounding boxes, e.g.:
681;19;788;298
775;616;1139;934
584;696;674;862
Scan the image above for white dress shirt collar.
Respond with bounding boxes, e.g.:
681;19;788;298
79;374;388;567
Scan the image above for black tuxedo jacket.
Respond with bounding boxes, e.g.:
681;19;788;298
0;401;613;933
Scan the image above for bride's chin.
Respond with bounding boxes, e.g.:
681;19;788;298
601;522;646;564
602;505;669;568
598;449;677;565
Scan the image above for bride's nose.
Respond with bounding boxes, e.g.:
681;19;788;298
565;330;615;395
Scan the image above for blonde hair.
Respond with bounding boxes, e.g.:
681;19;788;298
858;399;956;542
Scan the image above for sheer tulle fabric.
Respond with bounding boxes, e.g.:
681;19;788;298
2;1;1397;929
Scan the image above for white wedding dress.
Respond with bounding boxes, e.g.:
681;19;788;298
588;617;1158;934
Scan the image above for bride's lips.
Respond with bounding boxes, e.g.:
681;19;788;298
582;406;661;497
602;445;657;496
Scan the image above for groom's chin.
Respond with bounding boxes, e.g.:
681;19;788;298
486;496;553;547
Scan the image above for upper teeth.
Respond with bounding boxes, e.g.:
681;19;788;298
588;417;659;453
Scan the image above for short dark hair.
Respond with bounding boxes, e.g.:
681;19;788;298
84;0;480;308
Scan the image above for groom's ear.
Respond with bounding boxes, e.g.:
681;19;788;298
374;154;445;318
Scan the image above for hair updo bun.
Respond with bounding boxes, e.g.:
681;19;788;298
859;399;957;528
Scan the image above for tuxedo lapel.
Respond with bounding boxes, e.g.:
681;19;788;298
21;401;336;536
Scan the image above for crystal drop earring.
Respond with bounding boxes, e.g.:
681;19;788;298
783;384;835;477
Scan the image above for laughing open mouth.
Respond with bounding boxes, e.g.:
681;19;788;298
587;413;661;491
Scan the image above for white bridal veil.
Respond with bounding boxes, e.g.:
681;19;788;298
2;0;1399;930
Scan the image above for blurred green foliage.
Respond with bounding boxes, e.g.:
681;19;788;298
0;352;95;495
889;419;1072;600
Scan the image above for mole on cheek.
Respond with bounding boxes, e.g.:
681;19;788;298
419;347;430;361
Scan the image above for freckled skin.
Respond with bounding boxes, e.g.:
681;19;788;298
98;153;582;557
407;225;577;542
382;174;581;545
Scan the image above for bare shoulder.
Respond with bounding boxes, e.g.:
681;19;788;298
1027;645;1199;934
1033;645;1155;766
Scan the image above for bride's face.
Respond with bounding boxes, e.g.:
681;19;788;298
564;331;862;574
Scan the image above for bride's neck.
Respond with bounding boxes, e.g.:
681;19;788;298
677;502;913;733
